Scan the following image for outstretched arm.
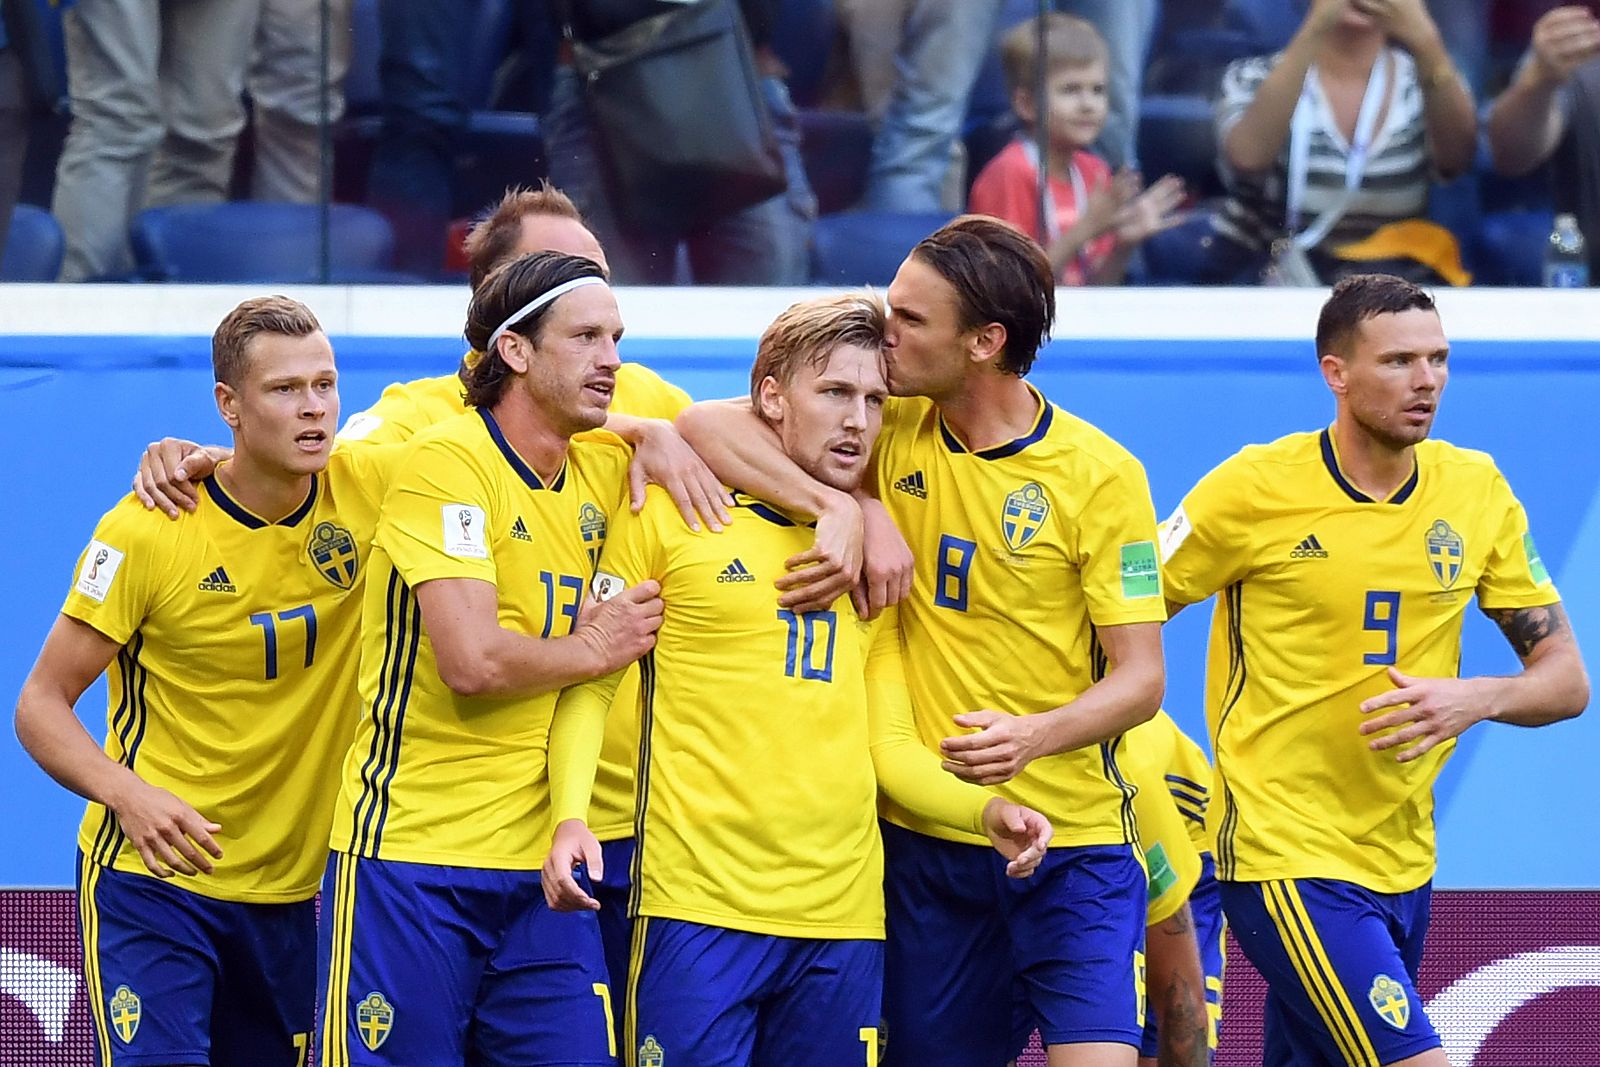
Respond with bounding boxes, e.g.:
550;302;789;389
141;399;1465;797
1359;601;1588;762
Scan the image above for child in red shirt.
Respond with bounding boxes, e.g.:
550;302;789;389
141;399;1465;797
969;13;1184;285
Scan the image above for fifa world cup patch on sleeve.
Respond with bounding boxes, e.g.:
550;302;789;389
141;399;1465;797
442;504;489;559
592;571;625;602
1158;505;1191;563
75;540;125;602
336;410;383;441
1524;532;1551;585
1145;842;1177;902
1120;541;1161;599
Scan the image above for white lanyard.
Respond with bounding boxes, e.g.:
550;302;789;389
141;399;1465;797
1286;49;1391;249
1020;139;1088;244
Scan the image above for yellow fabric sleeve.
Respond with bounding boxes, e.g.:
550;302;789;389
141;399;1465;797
867;606;989;837
548;667;627;825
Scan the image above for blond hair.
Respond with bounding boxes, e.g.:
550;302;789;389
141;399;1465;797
749;291;887;408
211;296;322;386
1000;13;1108;97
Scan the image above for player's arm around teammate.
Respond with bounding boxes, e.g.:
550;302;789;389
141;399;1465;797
676;398;914;617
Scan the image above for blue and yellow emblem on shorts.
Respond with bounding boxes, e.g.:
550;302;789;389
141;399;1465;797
1425;519;1463;589
1001;482;1050;552
108;984;141;1043
356;990;395;1051
309;521;360;590
638;1034;665;1066
1367;973;1410;1030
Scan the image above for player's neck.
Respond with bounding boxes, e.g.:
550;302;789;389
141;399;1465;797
1330;417;1414;500
214;453;313;523
935;374;1040;453
489;393;571;485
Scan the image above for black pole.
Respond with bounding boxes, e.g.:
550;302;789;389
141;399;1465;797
1034;0;1050;242
318;0;332;283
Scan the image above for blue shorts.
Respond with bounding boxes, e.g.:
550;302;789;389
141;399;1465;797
880;823;1146;1065
595;837;636;1052
1221;877;1439;1067
1139;852;1226;1061
628;916;883;1067
319;852;615;1067
76;853;315;1067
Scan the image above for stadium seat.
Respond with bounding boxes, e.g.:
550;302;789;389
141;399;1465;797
810;210;954;285
1137;93;1222;198
1223;0;1300;52
798;109;874;215
129;202;406;283
1;204;65;281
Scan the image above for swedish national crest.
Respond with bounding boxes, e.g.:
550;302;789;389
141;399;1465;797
108;985;141;1043
1001;482;1050;552
356;990;395;1051
638;1034;665;1066
1424;519;1463;589
1367;973;1410;1030
579;502;608;568
309;521;359;589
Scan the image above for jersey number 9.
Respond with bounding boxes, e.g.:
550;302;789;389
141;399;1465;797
1362;590;1400;666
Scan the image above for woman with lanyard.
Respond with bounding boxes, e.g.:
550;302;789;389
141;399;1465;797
1207;0;1476;285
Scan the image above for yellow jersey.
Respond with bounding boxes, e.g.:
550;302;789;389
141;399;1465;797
64;448;388;903
1160;430;1561;891
1133;710;1214;858
871;388;1167;848
551;488;996;939
328;409;631;869
335;358;690;843
1123;714;1205;925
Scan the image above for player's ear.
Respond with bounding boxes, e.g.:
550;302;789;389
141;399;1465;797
755;374;785;425
497;333;531;376
215;381;242;429
967;322;1007;367
1320;352;1348;396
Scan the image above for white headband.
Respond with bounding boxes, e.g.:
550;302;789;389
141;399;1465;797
485;276;608;355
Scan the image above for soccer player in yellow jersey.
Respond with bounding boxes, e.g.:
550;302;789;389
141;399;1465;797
15;297;389;1067
679;215;1166;1067
319;253;665;1067
1160;275;1590;1067
540;292;1052;1067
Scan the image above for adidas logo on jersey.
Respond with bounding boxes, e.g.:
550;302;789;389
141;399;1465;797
197;566;237;593
717;558;756;583
893;470;928;499
1290;534;1329;559
510;516;532;542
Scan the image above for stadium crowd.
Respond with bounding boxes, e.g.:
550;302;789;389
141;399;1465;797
1;0;1600;285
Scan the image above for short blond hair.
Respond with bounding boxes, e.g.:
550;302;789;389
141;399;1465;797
211;296;321;386
1000;13;1108;97
749;292;887;408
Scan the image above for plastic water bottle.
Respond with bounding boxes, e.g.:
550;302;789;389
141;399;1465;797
1543;213;1589;288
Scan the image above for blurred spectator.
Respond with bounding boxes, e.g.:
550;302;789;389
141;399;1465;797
857;0;1003;212
242;0;352;203
51;0;259;280
0;0;26;261
1486;5;1600;278
968;13;1182;285
364;0;481;276
1057;0;1157;171
1210;0;1476;284
547;0;814;284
